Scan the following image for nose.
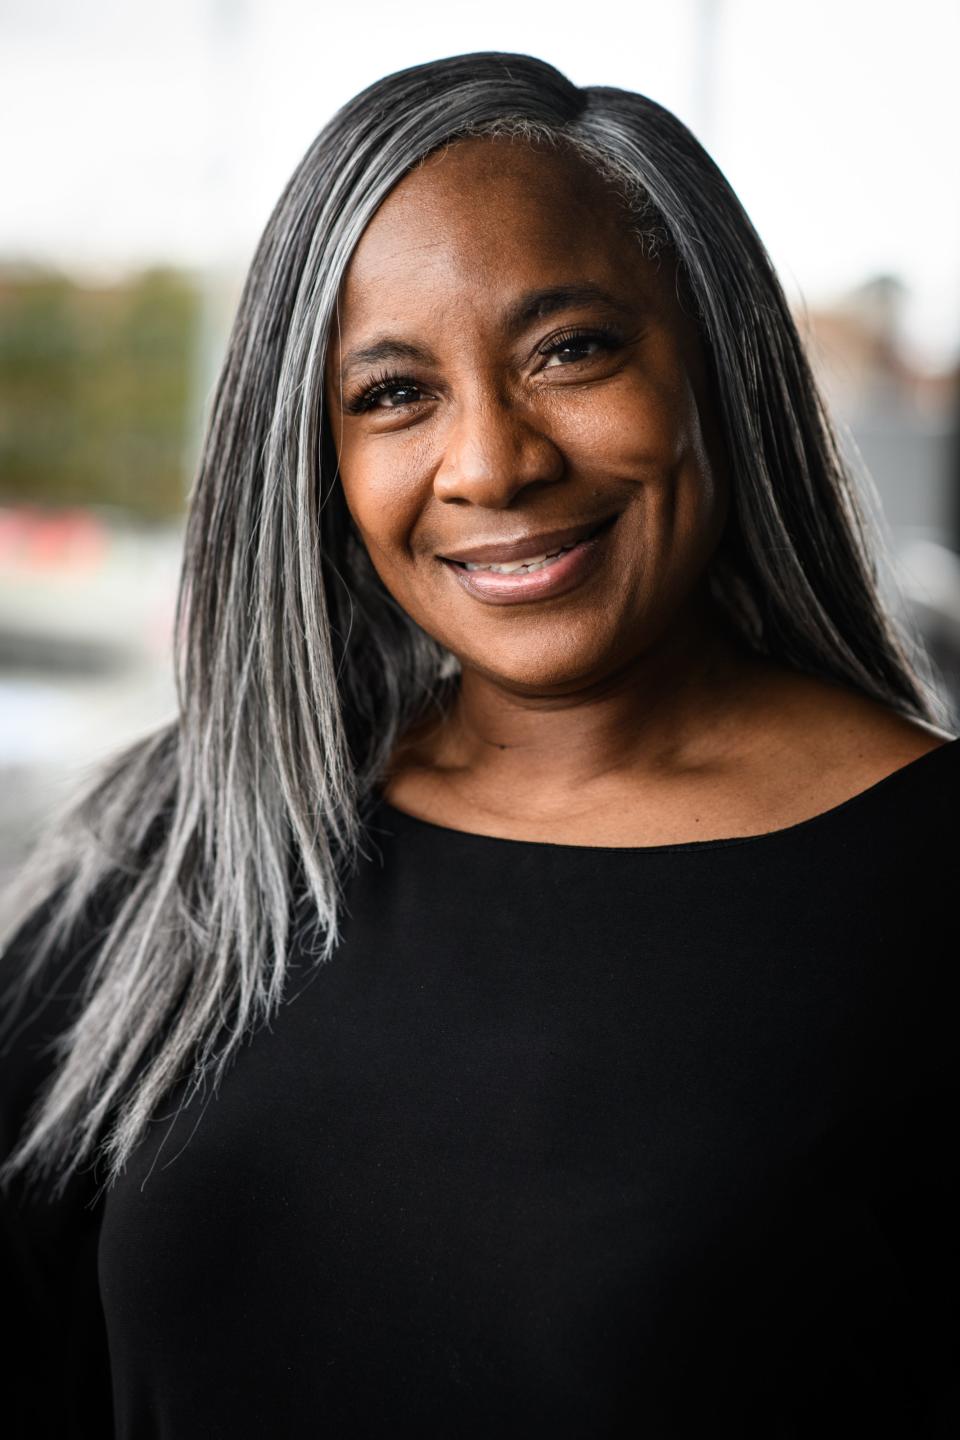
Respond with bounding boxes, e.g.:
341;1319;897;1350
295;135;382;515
432;391;565;508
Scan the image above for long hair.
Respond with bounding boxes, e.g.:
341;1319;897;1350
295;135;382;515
0;51;947;1198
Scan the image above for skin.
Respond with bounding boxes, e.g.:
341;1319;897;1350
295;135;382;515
324;137;952;845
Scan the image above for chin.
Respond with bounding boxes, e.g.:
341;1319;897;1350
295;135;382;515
466;644;618;696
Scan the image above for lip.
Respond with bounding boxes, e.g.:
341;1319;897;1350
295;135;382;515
441;514;617;606
437;514;616;566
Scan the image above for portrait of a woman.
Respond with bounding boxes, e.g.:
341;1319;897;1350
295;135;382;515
1;50;957;1437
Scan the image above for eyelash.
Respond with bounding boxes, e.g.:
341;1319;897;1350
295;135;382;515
344;325;625;415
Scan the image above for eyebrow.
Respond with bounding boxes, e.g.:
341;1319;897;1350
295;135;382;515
502;283;635;333
338;337;432;380
336;283;635;382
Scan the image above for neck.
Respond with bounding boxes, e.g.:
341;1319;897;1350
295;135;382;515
399;598;775;814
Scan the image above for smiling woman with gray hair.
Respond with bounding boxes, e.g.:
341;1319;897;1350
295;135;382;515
1;50;957;1439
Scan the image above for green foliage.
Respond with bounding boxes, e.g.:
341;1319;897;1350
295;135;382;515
0;266;201;519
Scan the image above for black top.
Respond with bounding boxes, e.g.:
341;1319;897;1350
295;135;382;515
2;740;958;1438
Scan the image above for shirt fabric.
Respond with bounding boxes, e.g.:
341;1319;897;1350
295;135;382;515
2;738;959;1437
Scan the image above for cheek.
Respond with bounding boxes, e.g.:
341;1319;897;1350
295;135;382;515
549;361;697;481
558;370;724;583
338;448;423;567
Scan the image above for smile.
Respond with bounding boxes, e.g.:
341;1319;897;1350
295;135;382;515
461;541;579;575
440;515;617;606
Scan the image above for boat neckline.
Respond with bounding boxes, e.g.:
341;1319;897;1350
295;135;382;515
373;734;959;854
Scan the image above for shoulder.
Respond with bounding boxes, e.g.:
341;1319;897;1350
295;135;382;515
742;659;960;823
713;663;958;841
0;887;117;1430
753;665;956;777
0;881;120;1165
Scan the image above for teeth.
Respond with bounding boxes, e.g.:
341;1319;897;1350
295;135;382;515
465;559;528;574
464;543;574;575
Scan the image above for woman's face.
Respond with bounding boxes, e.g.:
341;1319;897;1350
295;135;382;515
324;137;728;694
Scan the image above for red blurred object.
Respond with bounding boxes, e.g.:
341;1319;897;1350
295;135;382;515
0;505;108;572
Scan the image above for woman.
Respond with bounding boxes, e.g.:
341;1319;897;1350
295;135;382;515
1;50;956;1438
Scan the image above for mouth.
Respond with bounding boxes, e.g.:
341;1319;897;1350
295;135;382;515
437;514;616;569
439;513;618;607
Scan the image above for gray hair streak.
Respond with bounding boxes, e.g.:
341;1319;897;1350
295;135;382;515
0;51;947;1198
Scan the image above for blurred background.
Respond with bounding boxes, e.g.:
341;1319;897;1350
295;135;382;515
1;0;959;886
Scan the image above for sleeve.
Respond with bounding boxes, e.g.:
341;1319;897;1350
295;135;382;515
0;893;117;1439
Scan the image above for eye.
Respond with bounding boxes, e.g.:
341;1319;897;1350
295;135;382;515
539;326;623;368
345;372;429;416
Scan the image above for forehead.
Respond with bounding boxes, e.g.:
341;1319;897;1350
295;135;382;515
335;137;649;326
